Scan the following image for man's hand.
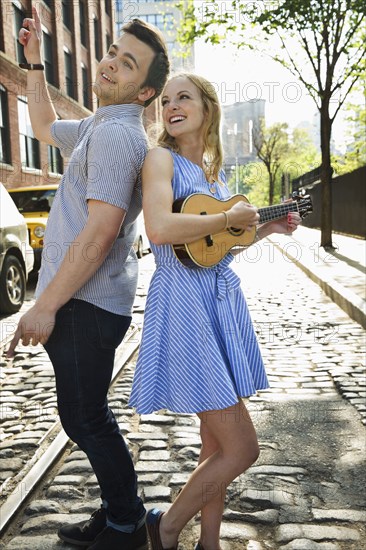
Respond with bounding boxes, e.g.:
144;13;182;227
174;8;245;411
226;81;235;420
19;5;42;64
6;305;55;358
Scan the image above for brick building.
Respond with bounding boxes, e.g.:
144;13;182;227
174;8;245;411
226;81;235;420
0;0;114;189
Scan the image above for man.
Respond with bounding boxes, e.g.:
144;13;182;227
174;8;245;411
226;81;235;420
8;6;169;549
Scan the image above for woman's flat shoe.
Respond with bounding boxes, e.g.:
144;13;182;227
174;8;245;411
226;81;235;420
146;509;177;550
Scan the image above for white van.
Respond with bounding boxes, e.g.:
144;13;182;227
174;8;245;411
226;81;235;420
0;183;34;314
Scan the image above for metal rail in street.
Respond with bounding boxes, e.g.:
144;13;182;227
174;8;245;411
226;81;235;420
0;326;141;534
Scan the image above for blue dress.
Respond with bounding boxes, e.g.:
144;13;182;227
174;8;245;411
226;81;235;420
129;152;269;414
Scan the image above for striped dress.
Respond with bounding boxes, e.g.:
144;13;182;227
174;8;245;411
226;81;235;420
129;152;269;414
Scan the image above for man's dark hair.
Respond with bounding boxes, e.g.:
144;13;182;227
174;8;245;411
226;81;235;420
122;18;170;107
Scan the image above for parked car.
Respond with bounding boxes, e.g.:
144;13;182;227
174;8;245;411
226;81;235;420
9;184;58;270
0;183;34;314
133;213;150;259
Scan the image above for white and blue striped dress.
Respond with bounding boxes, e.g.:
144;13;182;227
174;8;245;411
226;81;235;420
129;152;269;414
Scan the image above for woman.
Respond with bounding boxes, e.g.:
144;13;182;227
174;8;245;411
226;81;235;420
129;73;301;550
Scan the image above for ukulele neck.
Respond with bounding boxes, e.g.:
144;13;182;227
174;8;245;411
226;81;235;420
258;202;298;223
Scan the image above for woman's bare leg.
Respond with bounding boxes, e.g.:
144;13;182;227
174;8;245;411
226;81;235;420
159;400;259;548
197;419;224;549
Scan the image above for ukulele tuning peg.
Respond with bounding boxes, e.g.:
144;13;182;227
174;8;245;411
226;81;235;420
292;188;307;200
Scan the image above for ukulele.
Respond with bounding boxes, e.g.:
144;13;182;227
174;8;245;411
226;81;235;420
172;193;312;268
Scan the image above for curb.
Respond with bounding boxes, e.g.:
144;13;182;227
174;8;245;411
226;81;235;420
267;236;366;329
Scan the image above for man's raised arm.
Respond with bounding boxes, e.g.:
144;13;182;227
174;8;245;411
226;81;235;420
19;6;57;145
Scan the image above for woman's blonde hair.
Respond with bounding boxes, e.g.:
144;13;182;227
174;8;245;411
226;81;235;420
157;73;224;184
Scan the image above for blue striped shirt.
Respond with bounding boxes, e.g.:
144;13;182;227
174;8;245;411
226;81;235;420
35;104;148;316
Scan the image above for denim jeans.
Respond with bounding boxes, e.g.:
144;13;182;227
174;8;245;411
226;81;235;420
44;299;145;528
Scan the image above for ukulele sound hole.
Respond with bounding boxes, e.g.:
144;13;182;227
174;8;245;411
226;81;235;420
227;226;244;236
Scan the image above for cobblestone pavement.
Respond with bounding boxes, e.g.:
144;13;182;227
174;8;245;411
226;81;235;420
0;240;365;549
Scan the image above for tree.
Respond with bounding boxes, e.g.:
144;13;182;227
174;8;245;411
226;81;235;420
230;161;276;206
252;121;289;205
177;0;366;248
229;126;321;206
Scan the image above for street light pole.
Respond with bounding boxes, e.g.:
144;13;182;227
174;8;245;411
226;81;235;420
235;157;239;195
234;123;239;194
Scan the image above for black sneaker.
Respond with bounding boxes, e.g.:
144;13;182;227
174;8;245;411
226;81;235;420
88;524;148;550
58;506;107;546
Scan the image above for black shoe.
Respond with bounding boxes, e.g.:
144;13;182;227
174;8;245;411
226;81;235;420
146;509;177;550
58;506;107;546
87;524;148;550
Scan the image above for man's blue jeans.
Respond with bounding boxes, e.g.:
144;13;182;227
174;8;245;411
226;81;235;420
44;299;145;529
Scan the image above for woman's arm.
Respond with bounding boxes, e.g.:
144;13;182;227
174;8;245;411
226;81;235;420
142;148;259;245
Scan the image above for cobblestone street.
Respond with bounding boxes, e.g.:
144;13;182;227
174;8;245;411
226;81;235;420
0;236;365;549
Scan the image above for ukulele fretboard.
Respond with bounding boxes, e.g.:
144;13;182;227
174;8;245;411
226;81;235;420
258;202;298;223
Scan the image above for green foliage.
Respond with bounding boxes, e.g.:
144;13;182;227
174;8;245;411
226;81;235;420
332;80;366;174
239;162;281;207
227;162;268;204
251;121;290;204
228;126;321;206
177;0;366;115
343;83;366;169
286;128;321;179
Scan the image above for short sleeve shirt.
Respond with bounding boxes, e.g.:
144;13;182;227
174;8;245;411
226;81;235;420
35;104;148;316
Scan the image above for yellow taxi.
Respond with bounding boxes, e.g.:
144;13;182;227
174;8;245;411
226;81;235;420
9;184;59;270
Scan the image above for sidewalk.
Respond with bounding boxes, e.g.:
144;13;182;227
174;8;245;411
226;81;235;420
266;227;366;329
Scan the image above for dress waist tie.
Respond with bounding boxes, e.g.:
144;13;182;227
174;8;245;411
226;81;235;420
155;257;241;301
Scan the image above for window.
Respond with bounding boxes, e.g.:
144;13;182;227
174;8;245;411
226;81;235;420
94;17;102;61
105;0;112;15
79;0;87;46
48;145;63;175
43;31;56;85
81;65;90;109
10;188;58;212
62;0;72;30
18;96;40;169
106;32;111;54
13;3;27;64
0;85;11;164
64;50;76;99
139;13;174;31
116;0;171;5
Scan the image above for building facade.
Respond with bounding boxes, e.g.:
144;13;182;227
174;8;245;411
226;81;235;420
0;0;114;189
221;99;265;181
115;0;194;71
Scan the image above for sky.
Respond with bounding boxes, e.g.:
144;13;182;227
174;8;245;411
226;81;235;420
193;39;349;152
